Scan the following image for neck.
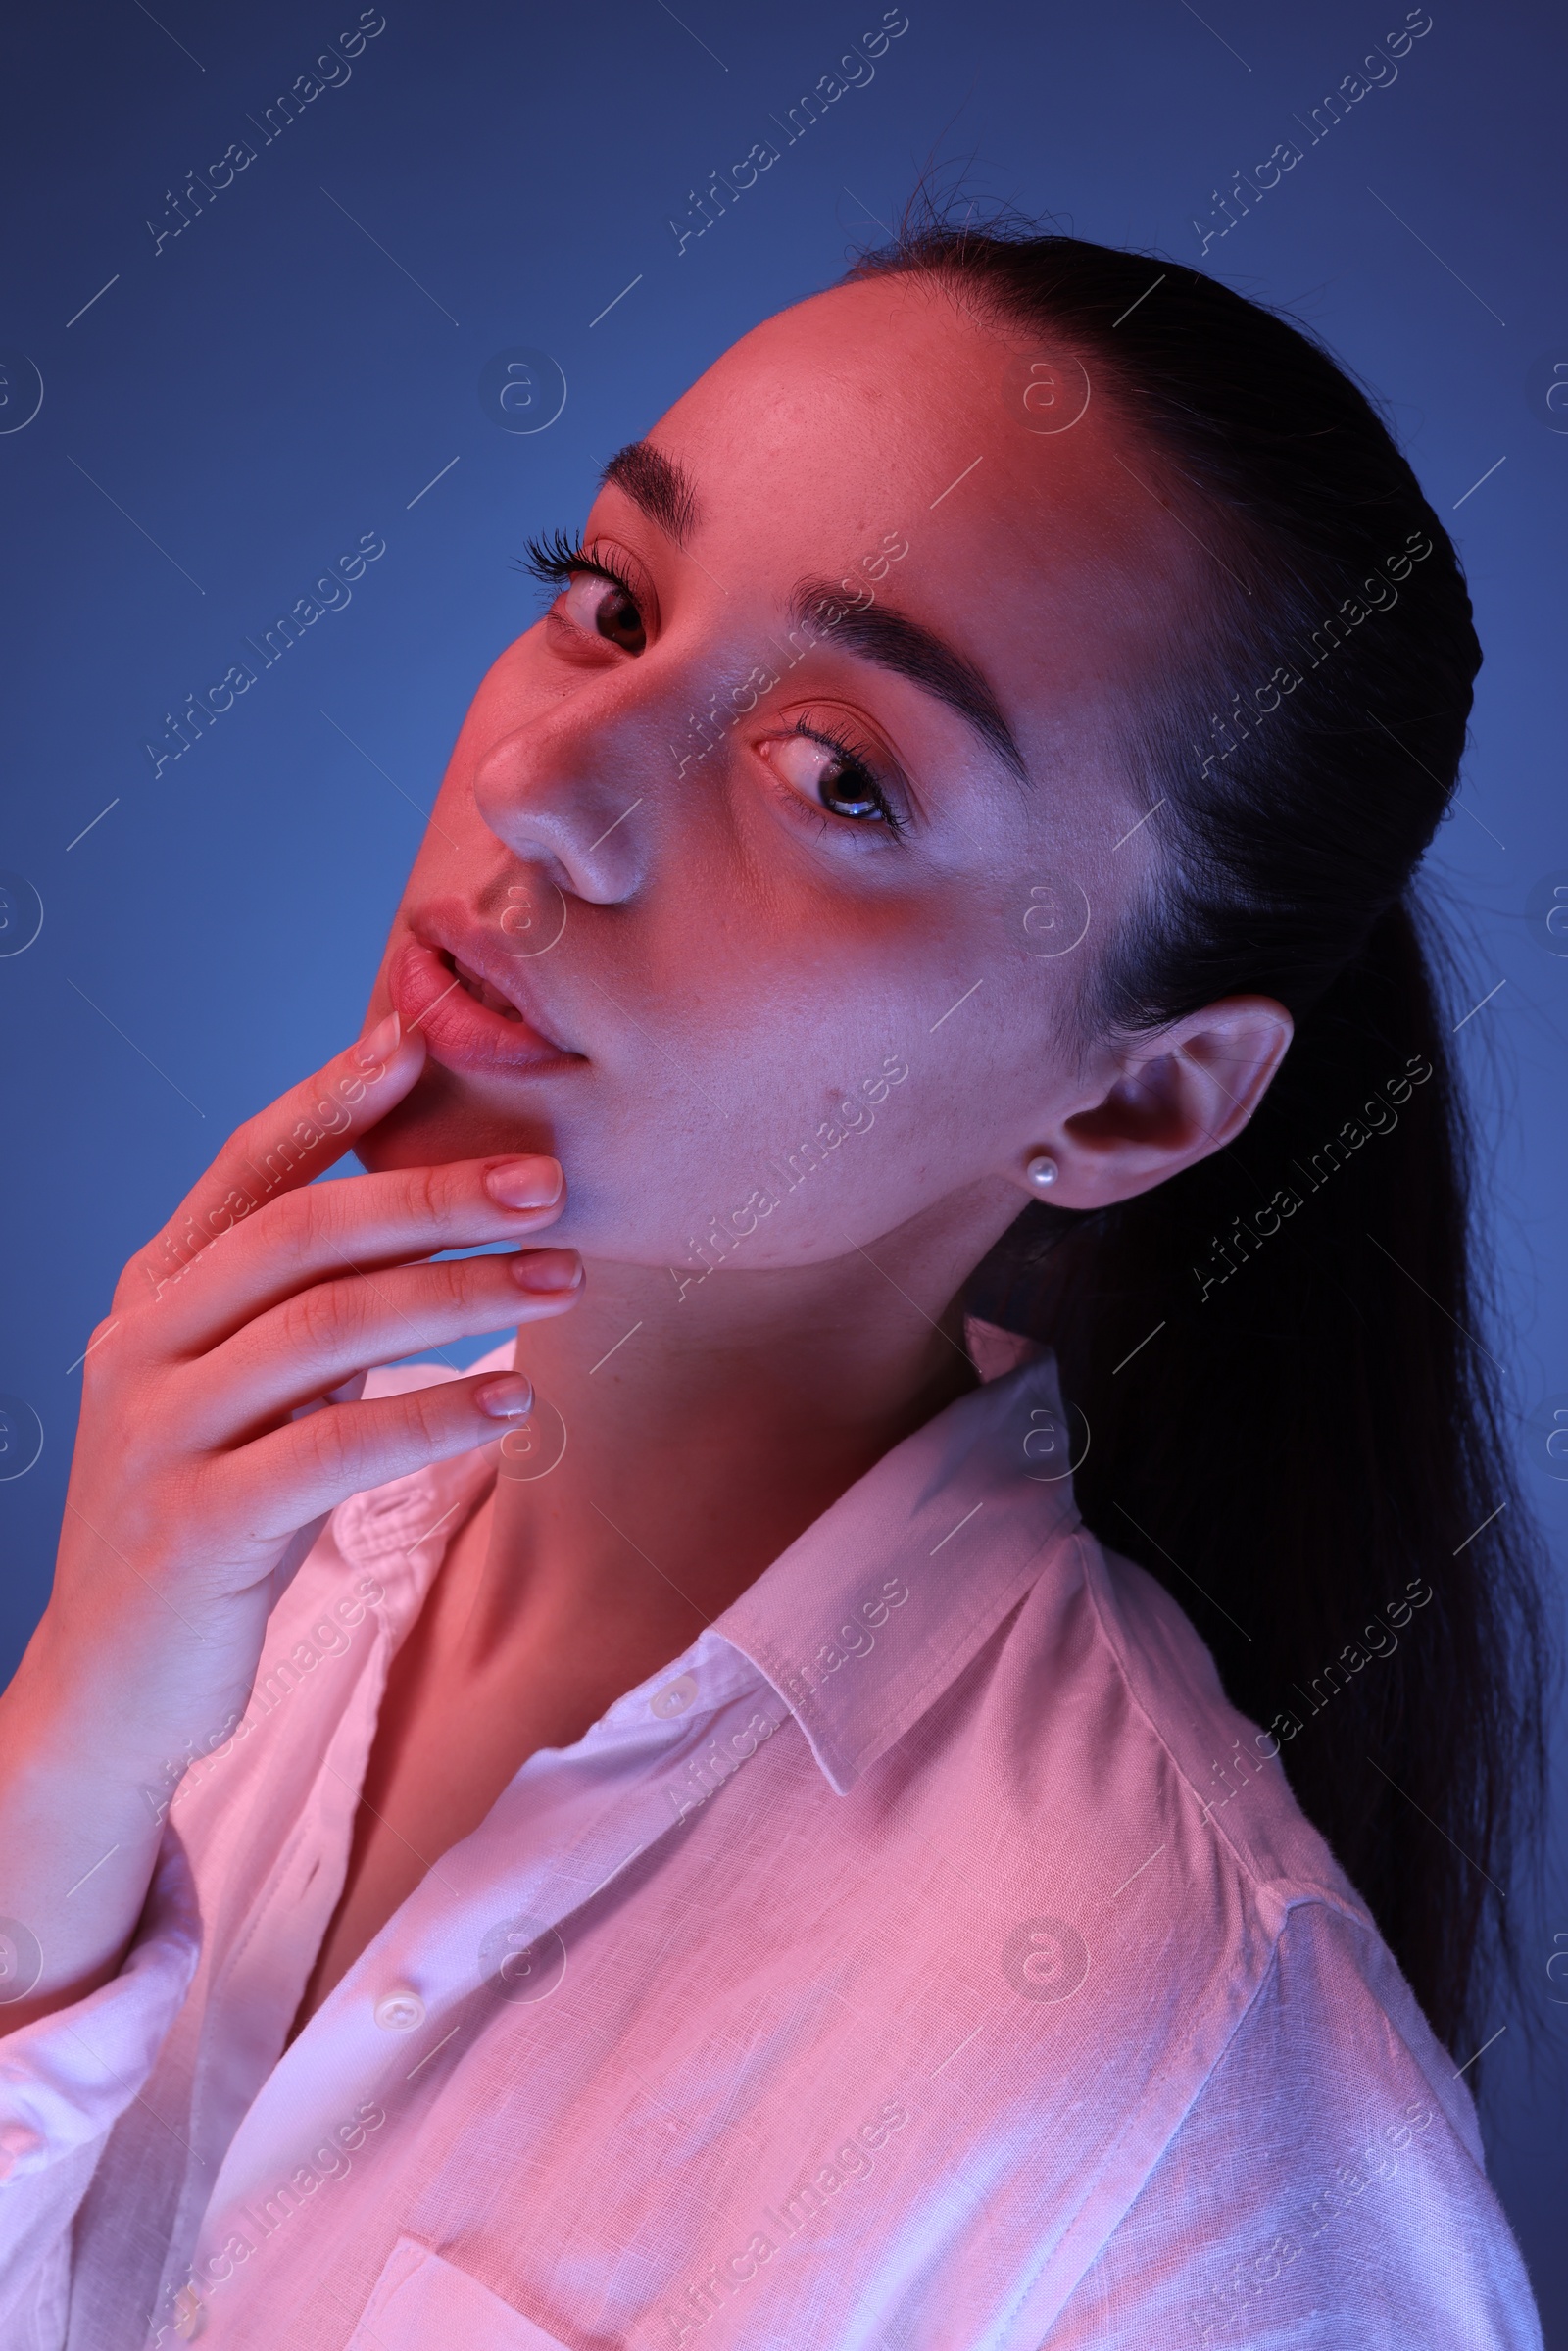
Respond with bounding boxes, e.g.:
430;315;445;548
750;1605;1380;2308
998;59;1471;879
435;1193;1012;1714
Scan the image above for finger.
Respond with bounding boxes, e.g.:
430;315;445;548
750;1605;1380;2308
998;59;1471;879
178;1249;583;1442
264;1512;335;1617
130;1151;568;1360
227;1367;543;1540
116;1014;428;1314
291;1369;371;1422
263;1377;371;1612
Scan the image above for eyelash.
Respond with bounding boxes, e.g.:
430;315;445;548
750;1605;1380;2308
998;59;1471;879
518;529;641;605
783;717;907;840
518;528;907;842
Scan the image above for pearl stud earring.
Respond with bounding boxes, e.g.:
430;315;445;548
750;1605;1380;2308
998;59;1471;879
1024;1152;1059;1193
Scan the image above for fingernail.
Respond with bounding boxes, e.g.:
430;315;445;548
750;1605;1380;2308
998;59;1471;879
483;1156;564;1210
511;1250;582;1295
353;1010;402;1070
475;1373;534;1419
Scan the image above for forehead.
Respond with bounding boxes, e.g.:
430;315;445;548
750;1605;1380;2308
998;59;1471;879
638;275;1200;757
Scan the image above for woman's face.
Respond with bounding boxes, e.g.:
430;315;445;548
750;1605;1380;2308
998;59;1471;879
361;274;1200;1268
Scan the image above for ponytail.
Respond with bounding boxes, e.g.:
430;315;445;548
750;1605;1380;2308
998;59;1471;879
852;215;1552;2058
970;897;1549;2053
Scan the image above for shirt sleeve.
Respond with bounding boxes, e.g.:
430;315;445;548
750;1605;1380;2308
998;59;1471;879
0;1826;201;2345
1043;1898;1544;2351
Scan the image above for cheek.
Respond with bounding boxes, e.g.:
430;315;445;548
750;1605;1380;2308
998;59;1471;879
373;735;1091;1269
550;928;1050;1268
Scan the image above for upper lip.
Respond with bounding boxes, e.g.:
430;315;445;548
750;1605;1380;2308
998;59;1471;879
410;903;579;1054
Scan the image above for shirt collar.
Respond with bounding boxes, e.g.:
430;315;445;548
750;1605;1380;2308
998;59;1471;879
714;1323;1081;1792
330;1318;1080;1796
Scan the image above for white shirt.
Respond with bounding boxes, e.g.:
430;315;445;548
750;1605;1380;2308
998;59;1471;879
0;1328;1542;2350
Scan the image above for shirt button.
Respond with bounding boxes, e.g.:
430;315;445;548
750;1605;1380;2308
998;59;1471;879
651;1672;698;1718
374;1989;425;2032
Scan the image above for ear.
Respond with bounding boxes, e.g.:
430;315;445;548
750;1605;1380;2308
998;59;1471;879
1016;995;1294;1210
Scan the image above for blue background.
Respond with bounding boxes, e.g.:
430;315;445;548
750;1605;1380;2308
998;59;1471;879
2;0;1564;2327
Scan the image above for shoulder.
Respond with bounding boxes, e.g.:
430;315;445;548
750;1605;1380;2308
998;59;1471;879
1043;1895;1541;2346
974;1522;1362;1935
961;1529;1537;2343
1074;1532;1361;1898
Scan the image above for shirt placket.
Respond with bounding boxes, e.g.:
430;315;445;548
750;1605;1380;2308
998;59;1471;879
152;1471;470;2340
179;1641;793;2329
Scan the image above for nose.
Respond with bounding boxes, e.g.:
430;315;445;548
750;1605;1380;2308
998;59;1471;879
471;686;662;905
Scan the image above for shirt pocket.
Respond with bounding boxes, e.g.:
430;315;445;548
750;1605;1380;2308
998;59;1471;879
344;2234;570;2350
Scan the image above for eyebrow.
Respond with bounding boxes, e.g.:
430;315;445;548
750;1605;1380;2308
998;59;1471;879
594;451;1030;786
787;578;1030;785
598;440;702;549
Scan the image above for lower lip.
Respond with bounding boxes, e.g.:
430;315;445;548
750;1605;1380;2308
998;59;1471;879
389;937;584;1075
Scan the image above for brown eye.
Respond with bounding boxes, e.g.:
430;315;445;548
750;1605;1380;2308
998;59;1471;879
561;569;646;654
761;730;886;822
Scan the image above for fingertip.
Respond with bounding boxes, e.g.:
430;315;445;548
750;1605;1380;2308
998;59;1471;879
346;1009;427;1102
355;1009;403;1069
511;1250;583;1297
474;1372;534;1419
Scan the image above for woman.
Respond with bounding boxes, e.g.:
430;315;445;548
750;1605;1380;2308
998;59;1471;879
0;221;1547;2347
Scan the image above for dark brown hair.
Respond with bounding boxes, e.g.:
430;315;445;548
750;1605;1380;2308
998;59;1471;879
848;214;1551;2060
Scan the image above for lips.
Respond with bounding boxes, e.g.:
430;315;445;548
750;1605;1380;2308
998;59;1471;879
388;920;583;1075
450;954;523;1020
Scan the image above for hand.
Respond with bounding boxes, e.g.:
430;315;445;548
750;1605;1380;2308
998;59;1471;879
0;1013;579;2023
